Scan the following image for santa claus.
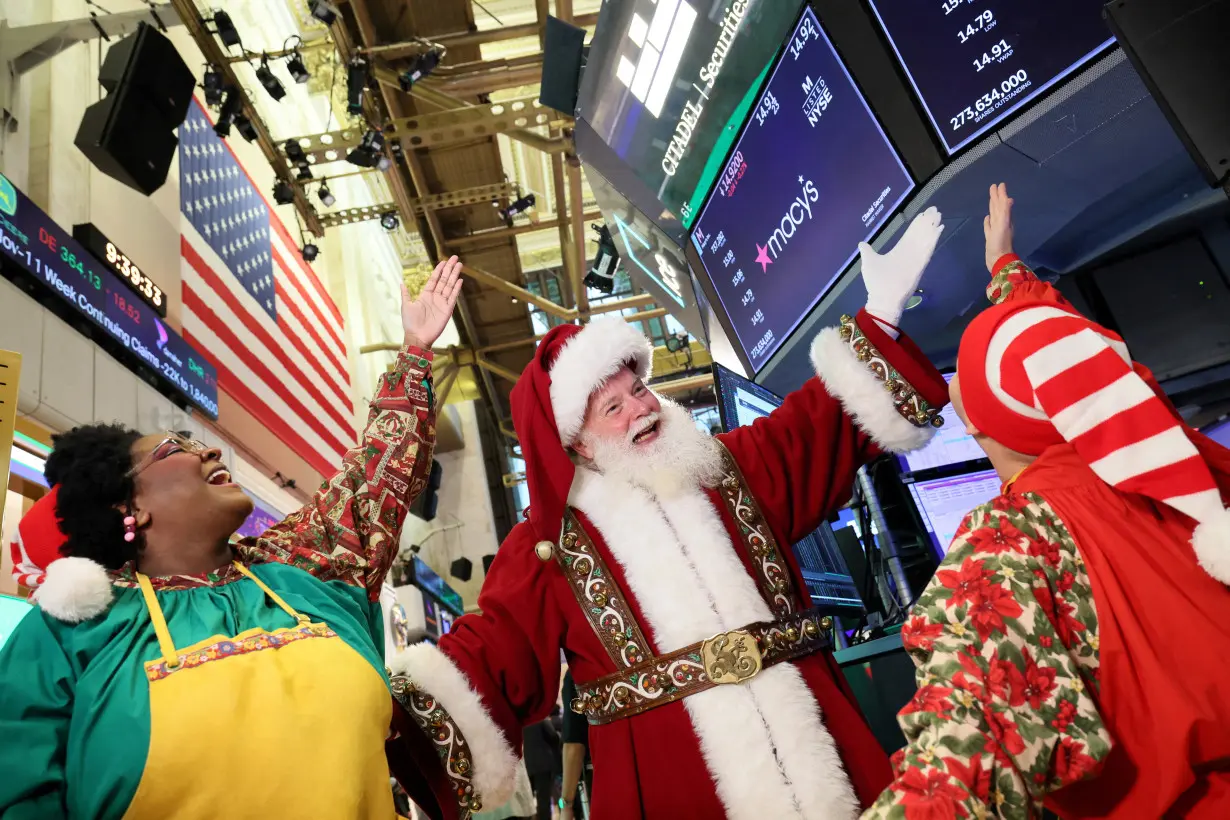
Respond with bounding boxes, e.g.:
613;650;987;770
388;208;950;820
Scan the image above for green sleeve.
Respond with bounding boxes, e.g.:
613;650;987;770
0;611;73;817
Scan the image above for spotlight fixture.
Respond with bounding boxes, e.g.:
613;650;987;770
202;64;224;106
212;11;241;48
346;56;368;115
284;139;306;164
398;45;446;91
213;88;243;137
497;192;536;221
584;223;619;295
301;243;320;262
233;114;258;142
309;0;340;25
345;128;385;168
285;51;310;84
379;211;399;231
255;54;286;101
317;181;336;207
273;181;295;205
664;332;690;353
296;164;314;181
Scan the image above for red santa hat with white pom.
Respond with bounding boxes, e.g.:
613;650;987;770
959;296;1230;583
511;318;653;543
9;487;114;622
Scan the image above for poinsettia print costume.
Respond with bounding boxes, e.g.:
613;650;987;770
863;256;1230;819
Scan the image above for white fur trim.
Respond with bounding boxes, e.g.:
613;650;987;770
548;319;653;445
810;326;934;454
33;557;113;623
388;642;519;807
570;469;859;820
1191;506;1230;585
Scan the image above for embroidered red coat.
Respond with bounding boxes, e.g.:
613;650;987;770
389;312;948;820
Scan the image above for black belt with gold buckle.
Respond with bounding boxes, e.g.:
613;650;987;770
571;609;833;726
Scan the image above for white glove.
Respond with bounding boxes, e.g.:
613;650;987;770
860;206;945;327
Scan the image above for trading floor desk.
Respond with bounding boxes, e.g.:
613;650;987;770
834;631;917;754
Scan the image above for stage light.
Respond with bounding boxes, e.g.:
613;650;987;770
584;223;619;295
273;181;295;205
285;51;310;84
498;192;536;220
398;46;445;91
380;211;399;231
202;64;224;106
255;54;286;101
346;129;385;168
664;332;690;353
317;181;336;207
310;0;339;25
212;11;240;48
284;139;306;164
346;56;368;115
213;89;243;137
296;165;314;181
301;243;319;262
233;114;258;142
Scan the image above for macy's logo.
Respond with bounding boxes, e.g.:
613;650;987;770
754;176;819;272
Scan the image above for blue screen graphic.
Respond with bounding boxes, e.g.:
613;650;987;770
691;6;913;372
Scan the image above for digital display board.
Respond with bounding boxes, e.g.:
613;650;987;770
908;470;1002;556
0;172;220;418
897;373;988;474
73;222;168;318
577;0;804;230
868;0;1115;154
690;7;913;373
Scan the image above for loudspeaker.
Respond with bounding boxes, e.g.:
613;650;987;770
98;22;195;126
75;22;194;196
450;557;473;583
1104;0;1230;187
539;15;587;114
482;554;496;575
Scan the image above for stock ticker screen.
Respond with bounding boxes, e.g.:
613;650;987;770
867;0;1116;154
690;6;913;373
0;172;220;418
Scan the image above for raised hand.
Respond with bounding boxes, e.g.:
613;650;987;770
984;183;1015;274
861;206;945;327
402;255;463;349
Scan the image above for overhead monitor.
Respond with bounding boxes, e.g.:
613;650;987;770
897;373;987;475
712;363;863;613
908;470;1003;557
689;6;913;374
867;0;1116;155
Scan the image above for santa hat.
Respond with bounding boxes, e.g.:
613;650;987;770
511;318;653;542
9;487;113;622
958;299;1230;583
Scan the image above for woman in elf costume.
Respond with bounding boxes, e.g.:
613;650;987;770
0;257;462;819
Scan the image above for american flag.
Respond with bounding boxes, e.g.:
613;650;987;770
179;100;355;477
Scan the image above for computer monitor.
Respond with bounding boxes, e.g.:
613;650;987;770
897;373;987;475
1203;417;1230;449
907;470;1003;557
711;364;863;613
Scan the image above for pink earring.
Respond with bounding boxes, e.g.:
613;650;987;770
123;516;137;543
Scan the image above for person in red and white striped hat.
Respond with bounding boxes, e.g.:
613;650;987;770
864;185;1230;820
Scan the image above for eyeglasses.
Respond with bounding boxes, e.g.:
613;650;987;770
128;432;209;477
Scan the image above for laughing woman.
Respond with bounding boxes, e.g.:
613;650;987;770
0;257;463;819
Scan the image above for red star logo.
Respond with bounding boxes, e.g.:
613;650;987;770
755;243;772;272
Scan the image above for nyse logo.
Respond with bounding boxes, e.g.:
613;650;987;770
755;176;819;272
615;0;699;118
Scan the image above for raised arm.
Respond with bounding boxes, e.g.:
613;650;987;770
720;209;950;543
983;183;1073;309
242;257;463;600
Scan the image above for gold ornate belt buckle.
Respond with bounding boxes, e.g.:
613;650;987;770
701;628;763;685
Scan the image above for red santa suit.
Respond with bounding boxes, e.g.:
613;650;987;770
387;219;950;820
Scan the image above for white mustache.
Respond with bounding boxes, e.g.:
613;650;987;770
627;413;661;442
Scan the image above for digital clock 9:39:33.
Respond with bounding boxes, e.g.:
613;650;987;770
72;222;167;318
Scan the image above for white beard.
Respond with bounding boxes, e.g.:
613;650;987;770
581;398;725;499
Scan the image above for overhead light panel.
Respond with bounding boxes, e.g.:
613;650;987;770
310;0;340;25
211;11;241;48
317;181;336;207
255;54;286;101
273;181;295;205
380;211;399;231
346;56;368;115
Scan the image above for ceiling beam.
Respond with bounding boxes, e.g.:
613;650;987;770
568;160;590;318
550;151;575;307
357;13;598;55
443;210;601;249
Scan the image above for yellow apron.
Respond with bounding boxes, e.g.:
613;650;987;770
122;562;396;819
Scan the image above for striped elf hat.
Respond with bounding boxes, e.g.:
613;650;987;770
958;300;1230;583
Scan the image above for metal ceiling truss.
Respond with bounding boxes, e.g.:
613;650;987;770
316;182;515;228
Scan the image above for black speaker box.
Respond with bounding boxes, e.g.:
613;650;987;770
1104;0;1230;186
482;554;496;575
75;92;179;196
539;15;587;114
98;22;195;128
450;557;473;583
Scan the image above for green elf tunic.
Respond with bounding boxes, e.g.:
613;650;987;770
0;348;436;820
